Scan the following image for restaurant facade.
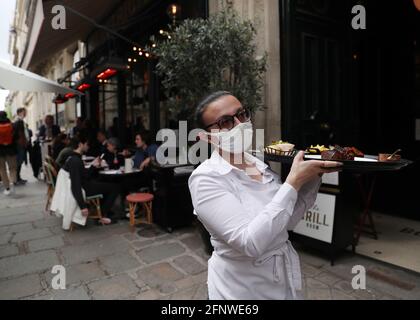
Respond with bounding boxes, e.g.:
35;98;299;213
6;0;420;271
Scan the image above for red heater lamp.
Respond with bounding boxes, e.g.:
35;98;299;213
96;68;118;80
77;83;91;92
52;95;69;104
64;92;76;99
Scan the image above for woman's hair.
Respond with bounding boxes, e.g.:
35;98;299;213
69;135;88;150
52;133;67;146
195;91;233;129
0;111;10;123
135;130;153;146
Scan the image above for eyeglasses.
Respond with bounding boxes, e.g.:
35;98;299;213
204;108;251;131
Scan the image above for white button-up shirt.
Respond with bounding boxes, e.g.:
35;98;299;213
188;150;321;300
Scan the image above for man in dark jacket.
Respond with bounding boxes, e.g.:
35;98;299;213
38;115;60;141
13;107;30;184
62;135;120;224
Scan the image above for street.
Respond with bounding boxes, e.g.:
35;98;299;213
0;165;419;300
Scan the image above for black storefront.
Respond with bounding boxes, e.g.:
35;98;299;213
280;0;420;219
78;0;208;232
78;0;208;145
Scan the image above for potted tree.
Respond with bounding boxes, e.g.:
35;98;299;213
153;9;267;127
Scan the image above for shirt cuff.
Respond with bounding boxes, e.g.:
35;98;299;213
266;182;298;216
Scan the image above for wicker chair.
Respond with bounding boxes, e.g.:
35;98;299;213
43;162;57;212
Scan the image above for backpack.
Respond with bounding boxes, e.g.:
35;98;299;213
0;123;14;146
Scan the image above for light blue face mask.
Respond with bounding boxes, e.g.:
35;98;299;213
204;121;253;154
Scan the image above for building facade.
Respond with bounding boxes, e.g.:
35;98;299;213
7;0;79;135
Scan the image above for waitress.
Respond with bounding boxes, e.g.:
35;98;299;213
189;91;343;300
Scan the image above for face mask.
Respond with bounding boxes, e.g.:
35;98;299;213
205;121;253;154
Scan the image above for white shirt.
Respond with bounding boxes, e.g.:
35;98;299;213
188;150;321;300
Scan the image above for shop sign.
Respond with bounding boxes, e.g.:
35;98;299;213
293;193;336;243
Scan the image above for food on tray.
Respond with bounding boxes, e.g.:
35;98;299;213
306;144;331;154
378;153;401;162
267;140;295;152
321;145;355;160
343;146;364;158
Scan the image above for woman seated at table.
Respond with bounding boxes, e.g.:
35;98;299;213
63;135;120;224
121;131;158;195
103;137;124;170
123;131;158;171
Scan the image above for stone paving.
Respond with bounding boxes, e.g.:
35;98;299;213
0;165;420;300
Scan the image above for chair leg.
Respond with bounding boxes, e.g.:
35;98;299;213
129;202;137;232
45;185;52;212
95;199;104;225
145;201;153;224
70;223;74;232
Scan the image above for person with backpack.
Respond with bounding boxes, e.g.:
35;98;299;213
0;111;17;196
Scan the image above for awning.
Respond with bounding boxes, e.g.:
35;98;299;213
0;60;81;95
23;0;122;70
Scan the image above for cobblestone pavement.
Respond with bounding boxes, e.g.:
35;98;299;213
0;165;419;300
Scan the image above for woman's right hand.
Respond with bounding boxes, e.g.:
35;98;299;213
285;151;343;191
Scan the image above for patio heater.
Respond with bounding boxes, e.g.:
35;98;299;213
52;94;69;125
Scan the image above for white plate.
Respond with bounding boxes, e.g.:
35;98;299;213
304;154;377;162
101;170;122;175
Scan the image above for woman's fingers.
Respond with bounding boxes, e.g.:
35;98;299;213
308;160;343;168
320;167;343;173
322;161;343;168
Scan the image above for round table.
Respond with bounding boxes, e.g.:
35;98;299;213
98;168;148;214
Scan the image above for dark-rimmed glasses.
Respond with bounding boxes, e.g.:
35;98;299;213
204;108;251;131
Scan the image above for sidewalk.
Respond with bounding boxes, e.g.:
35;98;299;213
0;164;419;300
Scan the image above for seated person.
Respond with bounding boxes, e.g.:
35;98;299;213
102;137;124;170
62;136;120;224
38;115;61;141
121;131;158;196
56;145;74;168
123;131;158;171
86;129;108;157
52;133;69;160
97;130;108;155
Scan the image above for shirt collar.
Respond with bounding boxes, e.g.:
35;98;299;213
208;150;269;176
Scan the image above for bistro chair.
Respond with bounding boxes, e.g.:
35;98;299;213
43;161;57;212
126;192;154;232
69;194;104;232
45;155;59;172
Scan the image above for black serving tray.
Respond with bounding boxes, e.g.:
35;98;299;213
263;149;412;173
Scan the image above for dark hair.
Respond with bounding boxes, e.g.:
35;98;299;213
0;111;9;123
135;130;153;146
69;135;88;150
16;107;26;115
97;129;107;137
195;91;233;129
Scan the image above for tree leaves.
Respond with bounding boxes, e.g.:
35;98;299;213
153;9;267;125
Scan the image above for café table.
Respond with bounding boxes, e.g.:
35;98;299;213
97;167;147;214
